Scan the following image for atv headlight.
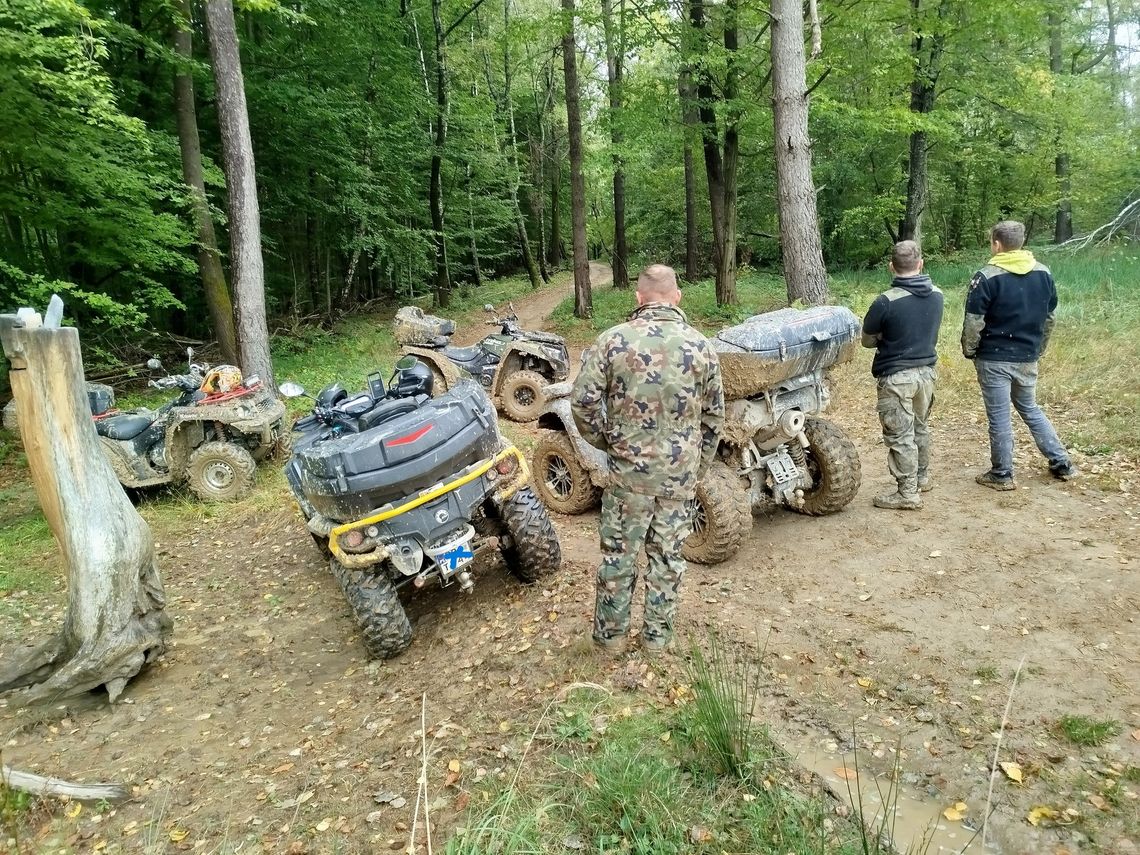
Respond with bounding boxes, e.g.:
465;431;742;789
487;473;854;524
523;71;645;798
543;345;563;361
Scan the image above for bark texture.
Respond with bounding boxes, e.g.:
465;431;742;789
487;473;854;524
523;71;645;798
429;0;452;307
771;0;828;306
601;0;628;288
173;0;238;365
561;0;591;318
0;315;171;705
204;0;275;387
679;70;700;282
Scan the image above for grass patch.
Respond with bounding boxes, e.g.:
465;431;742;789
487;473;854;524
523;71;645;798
1056;715;1123;747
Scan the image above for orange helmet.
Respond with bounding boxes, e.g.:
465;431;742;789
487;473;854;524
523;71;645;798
200;365;244;394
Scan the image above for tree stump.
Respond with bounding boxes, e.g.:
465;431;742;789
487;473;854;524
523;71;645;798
0;312;171;705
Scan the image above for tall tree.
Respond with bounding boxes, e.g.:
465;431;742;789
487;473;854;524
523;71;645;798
429;0;453;306
679;70;700;283
204;0;274;387
770;0;828;304
600;0;628;287
172;0;238;365
561;0;591;318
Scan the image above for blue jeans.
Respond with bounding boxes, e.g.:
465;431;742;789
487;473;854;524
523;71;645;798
974;360;1070;478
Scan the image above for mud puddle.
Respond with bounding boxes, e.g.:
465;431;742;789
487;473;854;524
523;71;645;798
773;724;992;854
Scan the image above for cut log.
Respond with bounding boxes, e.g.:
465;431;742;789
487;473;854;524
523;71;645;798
2;766;128;803
0;310;171;705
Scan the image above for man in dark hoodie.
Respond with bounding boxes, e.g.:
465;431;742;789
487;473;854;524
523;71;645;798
862;240;944;510
961;220;1077;490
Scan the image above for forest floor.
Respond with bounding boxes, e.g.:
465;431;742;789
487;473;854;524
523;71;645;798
1;264;1137;855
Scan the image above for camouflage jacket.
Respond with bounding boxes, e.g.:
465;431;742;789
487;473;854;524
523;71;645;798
571;303;724;499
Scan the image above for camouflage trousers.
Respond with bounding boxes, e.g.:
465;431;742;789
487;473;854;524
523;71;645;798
594;485;692;647
876;365;936;496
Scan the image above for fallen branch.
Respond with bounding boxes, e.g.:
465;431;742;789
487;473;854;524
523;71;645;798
1058;195;1140;251
2;765;129;802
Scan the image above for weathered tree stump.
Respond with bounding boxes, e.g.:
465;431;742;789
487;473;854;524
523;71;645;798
0;310;171;705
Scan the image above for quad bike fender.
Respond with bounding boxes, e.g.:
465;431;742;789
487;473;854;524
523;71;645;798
97;435;169;488
163;393;287;474
490;342;561;396
534;392;612;490
402;346;464;390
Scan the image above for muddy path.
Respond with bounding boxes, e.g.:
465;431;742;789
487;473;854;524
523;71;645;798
1;273;1137;854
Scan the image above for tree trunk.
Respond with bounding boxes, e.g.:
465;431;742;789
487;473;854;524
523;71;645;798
548;125;563;267
501;0;542;291
465;163;483;288
898;0;948;243
1050;11;1073;243
679;70;700;282
601;0;628;288
0;313;170;704
204;0;275;387
172;0;238;365
561;0;591;318
529;133;551;283
771;0;829;305
429;0;451;308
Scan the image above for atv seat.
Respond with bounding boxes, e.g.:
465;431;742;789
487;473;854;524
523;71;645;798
96;413;155;441
441;345;483;365
334;395;427;434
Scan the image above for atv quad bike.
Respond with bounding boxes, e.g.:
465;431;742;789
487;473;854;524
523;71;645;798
393;304;570;422
281;356;562;659
92;349;287;502
531;305;863;565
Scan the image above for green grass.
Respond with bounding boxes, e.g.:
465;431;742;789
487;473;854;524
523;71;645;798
551;248;1140;457
1056;714;1124;747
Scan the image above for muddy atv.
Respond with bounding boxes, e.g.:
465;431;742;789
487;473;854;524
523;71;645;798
393;304;570;422
91;350;287;502
281;356;562;659
531;305;863;565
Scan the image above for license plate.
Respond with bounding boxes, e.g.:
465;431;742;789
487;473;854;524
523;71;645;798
438;543;474;572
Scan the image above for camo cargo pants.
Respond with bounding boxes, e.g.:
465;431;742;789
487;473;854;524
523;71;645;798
876;365;936;496
594;485;692;648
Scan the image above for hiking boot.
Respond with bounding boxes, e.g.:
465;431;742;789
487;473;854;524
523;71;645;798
641;637;675;658
593;635;628;656
975;471;1016;491
873;491;923;510
1050;462;1080;481
918;472;933;492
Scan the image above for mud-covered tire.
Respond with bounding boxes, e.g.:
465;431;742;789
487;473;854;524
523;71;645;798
329;557;412;659
268;424;295;463
310;532;331;560
531;430;601;515
428;364;448;396
185;441;256;502
797;417;861;516
499;370;547;422
499;486;562;582
682;462;749;565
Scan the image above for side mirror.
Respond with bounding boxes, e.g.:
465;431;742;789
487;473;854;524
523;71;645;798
146;357;163;371
279;381;306;398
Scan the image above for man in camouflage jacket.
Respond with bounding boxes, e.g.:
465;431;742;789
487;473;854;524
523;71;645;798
571;264;724;655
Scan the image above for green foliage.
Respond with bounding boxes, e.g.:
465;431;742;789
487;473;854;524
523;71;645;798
1056;715;1124;747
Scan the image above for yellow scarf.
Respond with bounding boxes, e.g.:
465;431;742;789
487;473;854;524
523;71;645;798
988;250;1036;275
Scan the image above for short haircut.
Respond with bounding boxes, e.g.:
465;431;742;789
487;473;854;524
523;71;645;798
991;220;1026;250
891;240;922;274
636;264;679;300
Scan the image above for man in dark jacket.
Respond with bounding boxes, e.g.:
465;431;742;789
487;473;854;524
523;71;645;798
862;240;944;510
961;220;1077;490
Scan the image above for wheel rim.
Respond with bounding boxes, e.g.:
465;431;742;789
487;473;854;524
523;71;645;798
688;498;707;543
515;385;537;407
203;460;236;491
544;454;574;499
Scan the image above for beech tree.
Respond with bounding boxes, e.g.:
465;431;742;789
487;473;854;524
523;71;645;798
204;0;274;387
561;0;591;319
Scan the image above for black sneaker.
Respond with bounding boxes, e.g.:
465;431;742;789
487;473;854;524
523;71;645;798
1051;462;1080;481
976;471;1016;491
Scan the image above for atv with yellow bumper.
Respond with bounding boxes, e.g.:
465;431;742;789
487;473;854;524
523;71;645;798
281;358;561;659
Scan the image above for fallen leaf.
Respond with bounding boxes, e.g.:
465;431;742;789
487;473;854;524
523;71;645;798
833;766;856;781
498;720;511;733
271;762;294;775
1131;729;1140;742
315;818;332;832
857;677;873;689
929;550;942;558
454;791;471;811
943;802;968;821
169;829;189;842
562;833;585;850
659;730;671;743
858;593;872;602
1000;761;1024;783
1088;794;1108;811
1027;805;1058;827
444;772;460;787
448;758;461;773
65;802;82;819
688;825;714;843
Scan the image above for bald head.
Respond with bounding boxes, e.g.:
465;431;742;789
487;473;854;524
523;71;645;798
636;264;681;306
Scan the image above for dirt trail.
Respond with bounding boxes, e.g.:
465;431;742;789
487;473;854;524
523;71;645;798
1;273;1136;854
